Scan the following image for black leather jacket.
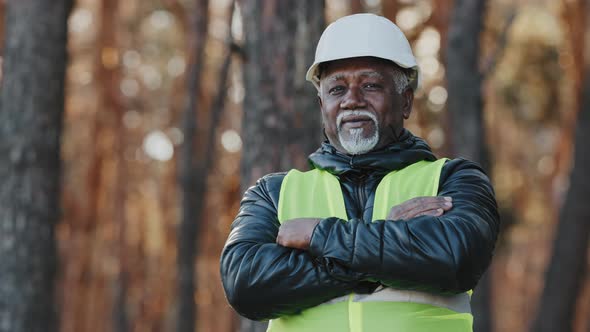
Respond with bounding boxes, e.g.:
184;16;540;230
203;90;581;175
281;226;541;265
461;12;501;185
220;130;499;321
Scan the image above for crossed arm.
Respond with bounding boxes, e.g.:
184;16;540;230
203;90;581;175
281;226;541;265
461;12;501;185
277;196;454;249
220;161;499;320
220;175;360;320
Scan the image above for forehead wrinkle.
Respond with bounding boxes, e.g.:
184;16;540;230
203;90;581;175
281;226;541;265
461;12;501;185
323;70;385;84
357;71;385;80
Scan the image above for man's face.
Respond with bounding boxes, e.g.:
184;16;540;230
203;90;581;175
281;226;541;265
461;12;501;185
318;57;413;155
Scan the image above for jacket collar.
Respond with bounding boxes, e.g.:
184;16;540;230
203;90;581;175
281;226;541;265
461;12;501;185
308;129;436;176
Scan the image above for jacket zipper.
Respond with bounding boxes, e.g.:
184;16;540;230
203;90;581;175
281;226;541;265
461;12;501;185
349;155;368;219
355;174;367;219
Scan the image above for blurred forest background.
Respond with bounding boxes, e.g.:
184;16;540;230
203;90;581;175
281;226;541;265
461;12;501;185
0;0;589;332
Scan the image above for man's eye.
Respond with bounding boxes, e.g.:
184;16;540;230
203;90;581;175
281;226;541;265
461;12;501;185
363;83;382;90
329;86;345;95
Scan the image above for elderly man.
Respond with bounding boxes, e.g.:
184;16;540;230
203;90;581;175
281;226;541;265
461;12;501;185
220;13;499;332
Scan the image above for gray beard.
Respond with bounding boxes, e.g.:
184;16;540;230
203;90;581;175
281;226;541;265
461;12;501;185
336;110;379;155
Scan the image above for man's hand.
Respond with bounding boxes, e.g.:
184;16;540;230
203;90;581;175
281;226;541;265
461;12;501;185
387;196;453;221
276;218;321;250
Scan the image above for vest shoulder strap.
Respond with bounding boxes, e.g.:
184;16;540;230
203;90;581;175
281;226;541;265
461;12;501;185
278;169;347;223
372;158;448;220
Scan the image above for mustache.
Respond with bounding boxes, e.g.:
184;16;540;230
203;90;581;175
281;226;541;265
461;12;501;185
336;110;378;130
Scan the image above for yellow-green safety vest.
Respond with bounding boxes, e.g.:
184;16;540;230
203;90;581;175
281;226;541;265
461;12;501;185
270;159;473;332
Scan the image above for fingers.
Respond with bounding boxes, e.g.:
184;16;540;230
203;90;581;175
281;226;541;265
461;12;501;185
387;196;453;220
411;196;453;210
402;197;452;219
414;208;445;218
409;197;453;212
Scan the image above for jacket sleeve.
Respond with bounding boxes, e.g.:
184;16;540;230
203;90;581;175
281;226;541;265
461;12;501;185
307;159;500;294
220;173;360;321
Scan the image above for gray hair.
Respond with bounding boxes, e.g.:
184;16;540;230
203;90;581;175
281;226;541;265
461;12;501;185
390;66;411;94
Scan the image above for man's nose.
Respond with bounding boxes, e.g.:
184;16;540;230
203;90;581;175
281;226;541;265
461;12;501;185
340;86;367;109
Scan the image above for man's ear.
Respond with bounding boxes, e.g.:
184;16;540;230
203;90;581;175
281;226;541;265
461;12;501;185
317;93;323;109
402;88;414;119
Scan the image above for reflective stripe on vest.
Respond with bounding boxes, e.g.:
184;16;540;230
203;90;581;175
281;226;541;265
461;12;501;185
271;159;473;332
322;287;471;314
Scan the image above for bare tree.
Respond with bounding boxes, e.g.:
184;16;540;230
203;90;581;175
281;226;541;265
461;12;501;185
381;1;399;21
0;1;73;332
350;0;363;13
90;1;130;331
447;0;489;169
446;1;493;332
239;0;324;189
177;0;209;331
530;64;590;332
237;0;325;331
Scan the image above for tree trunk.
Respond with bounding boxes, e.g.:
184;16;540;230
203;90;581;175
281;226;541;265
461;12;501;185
529;69;590;332
431;0;453;64
381;1;398;22
350;0;363;14
237;0;324;331
177;0;209;331
446;1;492;332
446;0;489;169
0;1;73;332
91;0;130;331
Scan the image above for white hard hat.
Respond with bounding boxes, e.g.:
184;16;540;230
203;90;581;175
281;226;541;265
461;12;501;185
306;13;420;91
